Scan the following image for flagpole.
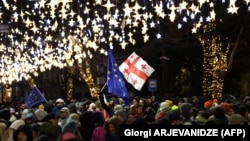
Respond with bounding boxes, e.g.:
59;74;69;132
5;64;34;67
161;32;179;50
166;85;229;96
100;82;107;93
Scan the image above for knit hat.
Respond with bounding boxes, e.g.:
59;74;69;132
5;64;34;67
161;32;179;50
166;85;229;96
106;117;122;131
165;100;173;107
114;110;127;121
22;109;29;115
62;120;78;134
40;122;60;140
180;103;192;119
171;105;179;111
114;104;123;111
68;113;79;121
88;103;96;111
35;109;47;121
61;132;76;141
56;98;64;104
158;102;171;113
167;111;182;122
41;113;57;122
60;107;70;115
10;119;25;130
244;96;250;103
25;113;35;122
38;104;45;110
92;127;106;141
228;114;247;125
204;100;213;109
195;111;207;125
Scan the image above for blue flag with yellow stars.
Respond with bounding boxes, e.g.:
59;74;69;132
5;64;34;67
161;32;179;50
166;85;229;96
107;49;130;105
25;86;48;108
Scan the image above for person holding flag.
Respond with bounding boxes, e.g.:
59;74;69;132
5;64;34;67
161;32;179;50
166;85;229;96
105;48;131;105
99;48;130;120
25;86;48;109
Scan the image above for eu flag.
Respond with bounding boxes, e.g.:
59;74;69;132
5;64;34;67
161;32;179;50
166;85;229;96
25;86;48;108
107;49;130;105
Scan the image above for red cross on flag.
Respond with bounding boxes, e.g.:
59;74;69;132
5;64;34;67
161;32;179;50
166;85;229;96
119;52;155;91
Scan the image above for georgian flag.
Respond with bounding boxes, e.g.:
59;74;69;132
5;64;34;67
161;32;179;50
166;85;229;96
119;52;155;91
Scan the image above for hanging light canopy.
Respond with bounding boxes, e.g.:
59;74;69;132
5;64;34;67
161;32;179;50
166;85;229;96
0;0;248;84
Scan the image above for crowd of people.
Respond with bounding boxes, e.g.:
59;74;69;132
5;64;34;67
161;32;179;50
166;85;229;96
0;93;250;141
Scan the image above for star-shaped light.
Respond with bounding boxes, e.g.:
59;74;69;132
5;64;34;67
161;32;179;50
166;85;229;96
69;10;76;18
0;0;249;85
169;11;176;22
210;9;216;21
39;0;47;8
133;12;141;21
133;2;142;12
102;0;115;13
179;1;188;12
24;17;33;27
123;3;132;17
95;0;103;5
60;7;69;19
34;2;39;9
206;16;211;22
156;33;161;39
120;40;128;49
183;16;187;22
149;21;156;28
12;12;19;21
132;21;139;27
154;3;163;17
227;6;239;14
192;27;197;33
177;23;182;29
141;23;148;34
143;34;150;42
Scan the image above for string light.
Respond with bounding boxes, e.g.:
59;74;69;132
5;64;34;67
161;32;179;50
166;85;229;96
199;23;230;99
0;0;248;98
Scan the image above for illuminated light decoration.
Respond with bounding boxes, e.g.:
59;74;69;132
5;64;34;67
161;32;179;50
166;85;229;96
3;84;12;103
78;60;100;98
0;0;247;98
156;33;161;39
198;23;230;99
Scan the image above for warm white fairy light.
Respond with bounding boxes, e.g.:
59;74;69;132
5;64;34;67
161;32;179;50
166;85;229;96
0;0;248;84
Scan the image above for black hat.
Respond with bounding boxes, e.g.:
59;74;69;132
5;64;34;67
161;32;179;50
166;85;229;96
41;113;57;122
167;111;182;122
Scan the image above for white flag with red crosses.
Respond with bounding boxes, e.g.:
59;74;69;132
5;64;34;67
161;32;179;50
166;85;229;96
119;52;155;91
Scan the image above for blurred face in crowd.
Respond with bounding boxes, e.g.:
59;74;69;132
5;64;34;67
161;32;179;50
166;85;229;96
139;100;144;106
135;105;143;115
245;99;250;106
25;119;33;126
60;111;68;119
127;113;134;123
132;99;138;105
146;97;152;105
108;123;116;135
17;132;28;141
32;130;39;141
